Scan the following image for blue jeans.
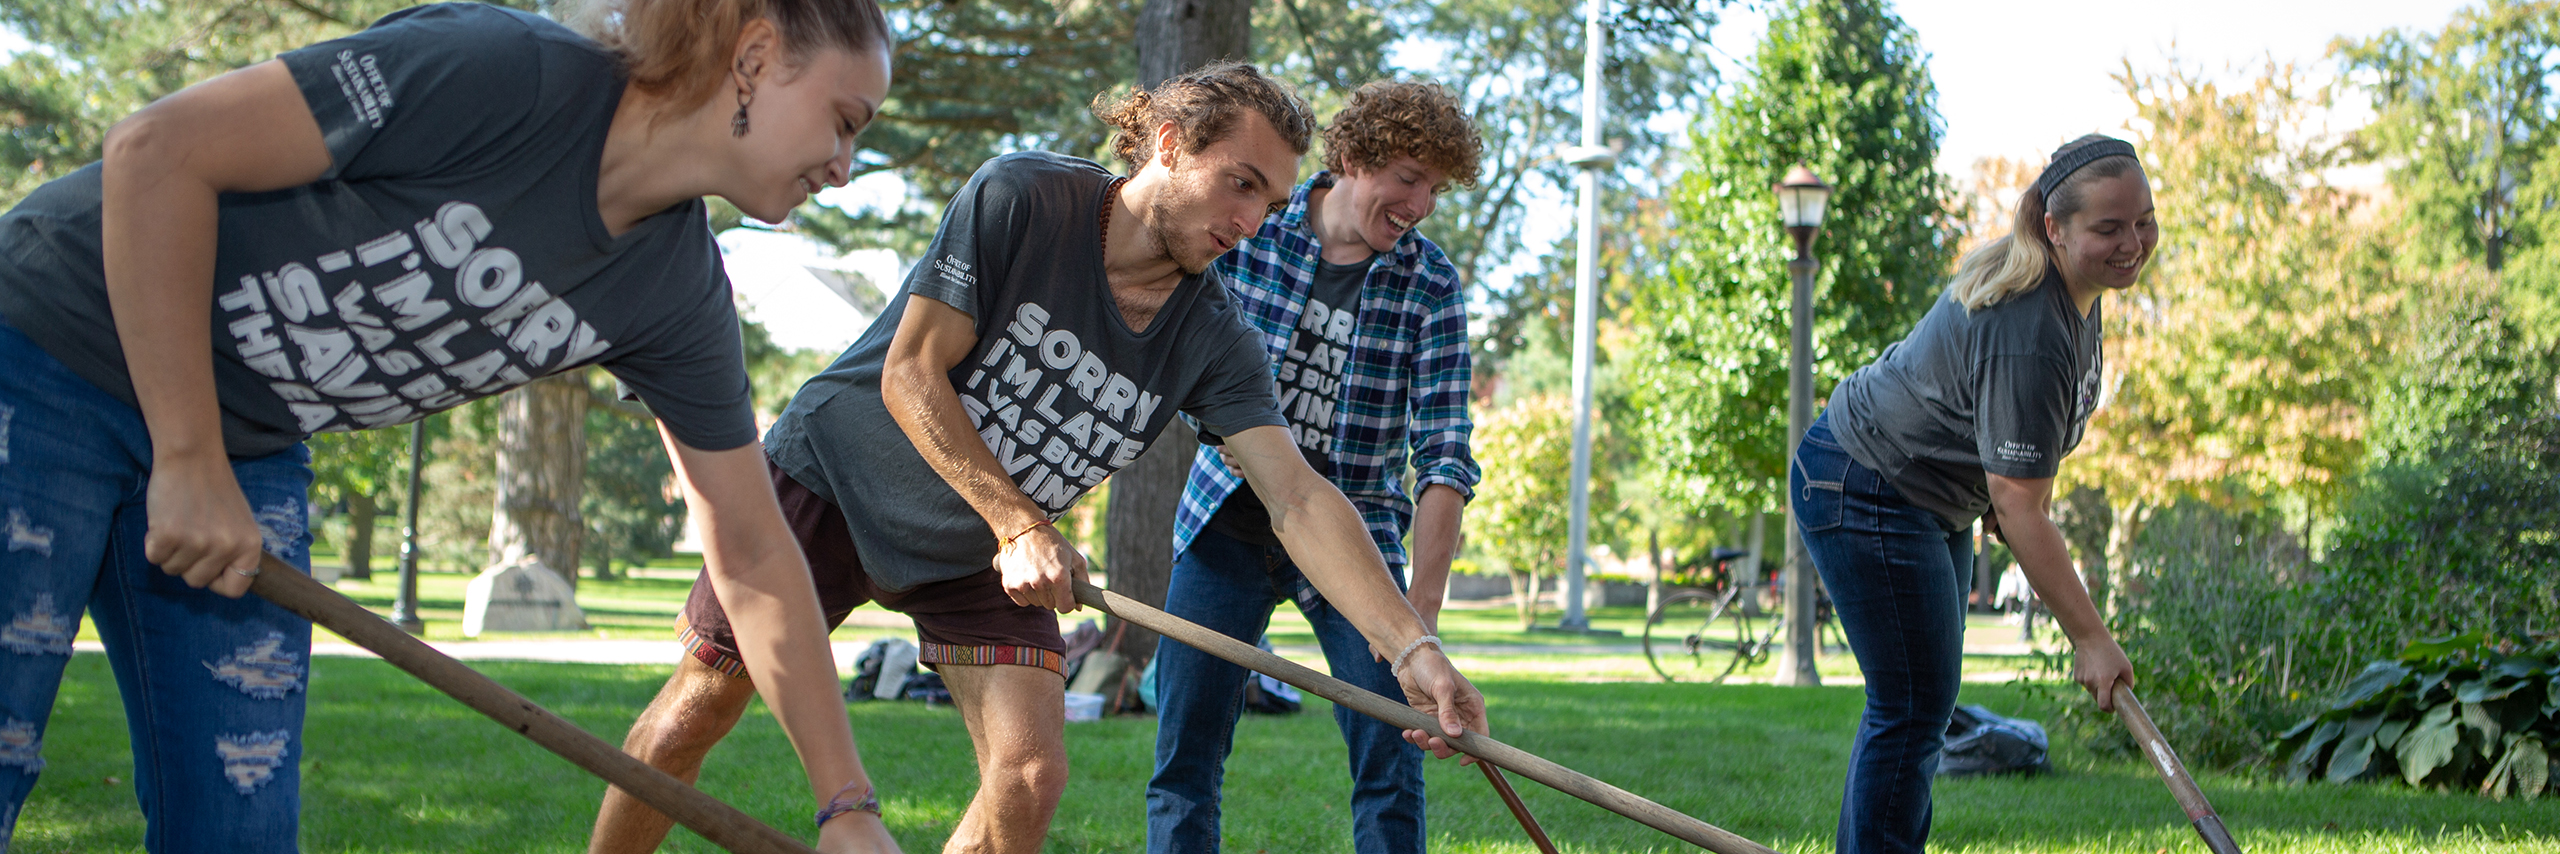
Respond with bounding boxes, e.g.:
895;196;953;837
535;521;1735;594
1146;526;1424;854
1792;412;1972;854
0;320;315;853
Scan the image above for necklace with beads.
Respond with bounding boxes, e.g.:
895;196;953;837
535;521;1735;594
1099;177;1127;251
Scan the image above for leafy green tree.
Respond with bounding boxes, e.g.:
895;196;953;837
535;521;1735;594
1464;395;1606;628
1624;0;1951;520
582;375;684;580
788;0;1135;256
0;0;529;205
738;308;838;419
307;427;408;580
1254;0;1393;103
0;0;1125;259
812;0;1724;295
786;0;1730;354
2069;62;2400;584
2339;1;2560;348
419;400;500;570
1478;189;1720;568
2338;1;2560;272
1388;0;1721;300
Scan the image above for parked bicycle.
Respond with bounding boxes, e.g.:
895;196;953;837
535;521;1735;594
1642;548;1846;683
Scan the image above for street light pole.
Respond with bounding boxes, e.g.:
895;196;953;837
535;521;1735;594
1773;164;1831;687
391;419;427;634
1558;0;1612;632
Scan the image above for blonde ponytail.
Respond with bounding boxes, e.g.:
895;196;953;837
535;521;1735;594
1947;232;2052;312
1948;134;2143;312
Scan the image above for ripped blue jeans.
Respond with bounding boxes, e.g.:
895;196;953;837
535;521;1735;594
0;319;313;853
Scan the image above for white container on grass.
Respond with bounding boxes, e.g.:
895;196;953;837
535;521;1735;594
1063;691;1106;722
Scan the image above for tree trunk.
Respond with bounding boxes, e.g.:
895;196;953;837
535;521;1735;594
1101;419;1194;696
1135;0;1251;87
1513;568;1541;630
2103;501;2146;621
488;372;588;592
589;533;616;581
343;491;377;581
1101;0;1248;710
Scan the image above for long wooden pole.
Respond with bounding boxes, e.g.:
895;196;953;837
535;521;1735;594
2113;684;2243;854
1479;762;1561;854
250;554;816;854
1073;581;1775;854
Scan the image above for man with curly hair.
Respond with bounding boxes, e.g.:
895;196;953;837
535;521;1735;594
1148;79;1485;854
594;64;1490;854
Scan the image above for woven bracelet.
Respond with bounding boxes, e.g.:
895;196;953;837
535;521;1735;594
814;781;881;828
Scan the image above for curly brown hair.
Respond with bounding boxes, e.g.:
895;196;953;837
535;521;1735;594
1320;80;1482;188
1091;62;1315;170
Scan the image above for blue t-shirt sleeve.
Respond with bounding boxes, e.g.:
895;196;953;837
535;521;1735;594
279;4;552;183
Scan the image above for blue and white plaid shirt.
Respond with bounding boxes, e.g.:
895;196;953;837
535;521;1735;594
1172;173;1480;569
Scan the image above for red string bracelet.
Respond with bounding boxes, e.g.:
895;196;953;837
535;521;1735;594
997;519;1054;556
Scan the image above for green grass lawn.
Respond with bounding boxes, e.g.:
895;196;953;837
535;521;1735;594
1268;605;2056;684
20;652;2557;853
68;568;921;647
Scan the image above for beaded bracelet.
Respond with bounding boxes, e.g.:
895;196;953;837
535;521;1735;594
814;780;881;829
1388;634;1442;678
996;519;1054;556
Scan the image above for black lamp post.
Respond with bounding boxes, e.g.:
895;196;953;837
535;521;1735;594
1774;163;1831;687
390;419;426;634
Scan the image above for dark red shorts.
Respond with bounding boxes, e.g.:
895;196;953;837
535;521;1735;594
675;460;1067;679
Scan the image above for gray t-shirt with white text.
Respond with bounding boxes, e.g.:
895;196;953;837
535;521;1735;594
1828;270;2104;527
763;152;1283;591
1205;254;1365;546
0;3;755;456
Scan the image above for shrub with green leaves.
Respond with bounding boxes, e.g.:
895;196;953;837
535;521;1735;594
2080;500;2310;771
2274;633;2560;799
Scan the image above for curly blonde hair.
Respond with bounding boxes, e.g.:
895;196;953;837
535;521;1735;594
1091;62;1314;169
1320;80;1482;188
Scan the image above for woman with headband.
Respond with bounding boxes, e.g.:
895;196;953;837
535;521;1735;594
1791;134;2153;854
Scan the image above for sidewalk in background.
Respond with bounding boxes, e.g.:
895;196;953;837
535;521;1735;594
70;638;885;674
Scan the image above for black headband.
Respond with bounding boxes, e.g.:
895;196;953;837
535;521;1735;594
2033;137;2140;204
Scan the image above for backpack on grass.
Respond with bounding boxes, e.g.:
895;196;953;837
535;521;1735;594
1937;704;2050;776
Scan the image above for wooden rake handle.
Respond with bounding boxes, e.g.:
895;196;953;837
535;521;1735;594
2112;684;2243;854
1073;580;1775;854
1479;762;1561;854
250;554;817;854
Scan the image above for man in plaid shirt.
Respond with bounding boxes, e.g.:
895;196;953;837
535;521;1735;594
1147;80;1483;854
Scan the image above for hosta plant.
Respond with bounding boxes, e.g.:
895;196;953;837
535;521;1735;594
2274;632;2559;799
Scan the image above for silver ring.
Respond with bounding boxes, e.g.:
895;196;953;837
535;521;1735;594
231;566;261;578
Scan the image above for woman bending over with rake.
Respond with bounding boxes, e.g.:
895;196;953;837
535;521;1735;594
1792;134;2154;854
0;0;900;849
